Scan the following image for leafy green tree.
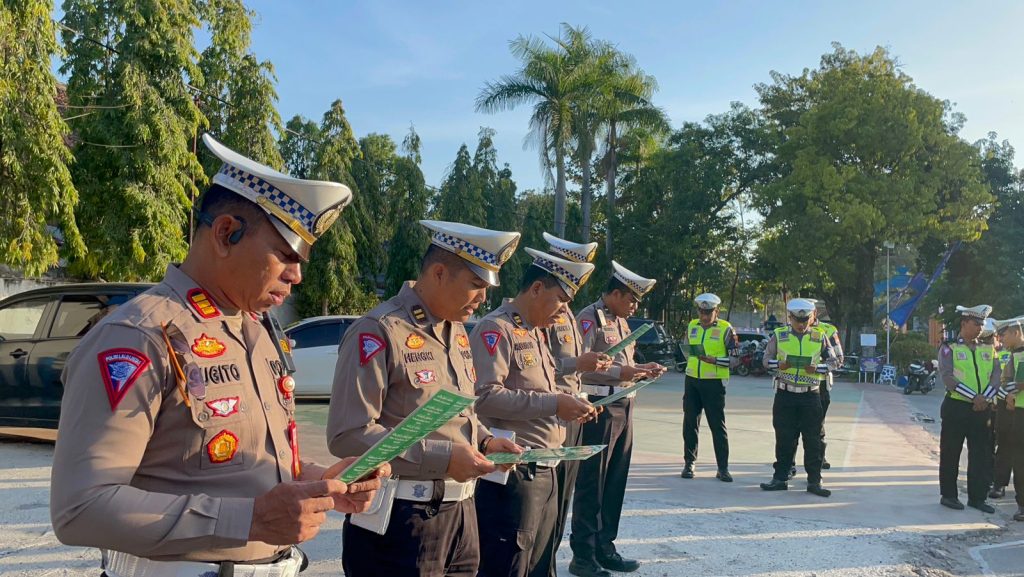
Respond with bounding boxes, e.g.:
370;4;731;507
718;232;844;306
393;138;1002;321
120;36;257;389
385;130;431;297
349;133;401;286
435;143;484;224
751;45;992;338
279;115;321;179
61;0;205;280
0;1;84;275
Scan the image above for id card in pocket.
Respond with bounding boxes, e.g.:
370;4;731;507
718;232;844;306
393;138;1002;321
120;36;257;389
349;476;399;535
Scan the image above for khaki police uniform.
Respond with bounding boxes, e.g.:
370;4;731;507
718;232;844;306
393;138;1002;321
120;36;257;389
51;265;304;566
327;281;491;577
472;301;562;577
570;297;637;563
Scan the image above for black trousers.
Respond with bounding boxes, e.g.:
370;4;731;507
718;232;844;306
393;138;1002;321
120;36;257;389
550;419;583;577
772;389;824;484
993;400;1015;488
939;396;992;503
571;397;633;560
682;376;729;468
1012;407;1024;507
786;384;831;466
477;465;558;577
343;497;479;577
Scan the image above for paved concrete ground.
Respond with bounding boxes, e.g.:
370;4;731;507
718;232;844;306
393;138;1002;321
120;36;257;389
2;373;1023;576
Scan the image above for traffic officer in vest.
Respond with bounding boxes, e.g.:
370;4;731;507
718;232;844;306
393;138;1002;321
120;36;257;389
680;293;737;482
811;302;844;471
937;305;1002;513
570;261;666;577
541;233;613;577
50;134;388;577
472;248;599;577
759;298;838;497
990;318;1016;500
327;220;523;577
994;316;1024;521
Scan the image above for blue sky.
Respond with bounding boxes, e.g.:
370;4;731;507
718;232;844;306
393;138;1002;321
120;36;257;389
65;1;1024;192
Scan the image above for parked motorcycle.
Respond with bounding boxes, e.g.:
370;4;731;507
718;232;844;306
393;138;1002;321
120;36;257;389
904;359;937;394
734;340;769;377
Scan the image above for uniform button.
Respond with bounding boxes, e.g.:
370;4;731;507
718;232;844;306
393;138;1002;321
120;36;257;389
263;401;272;411
279;449;287;458
198;412;209;422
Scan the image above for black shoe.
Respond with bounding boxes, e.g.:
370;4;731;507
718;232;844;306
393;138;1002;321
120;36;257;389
821;459;831;470
1014;507;1024;522
596;552;640;573
989;486;1006;499
806;483;832;497
569;557;612;577
680;462;694;479
787;466;797;480
716;468;733;482
967;500;996;514
940;497;965;510
760;478;788;491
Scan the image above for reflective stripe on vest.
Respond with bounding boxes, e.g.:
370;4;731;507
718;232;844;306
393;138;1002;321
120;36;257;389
685;319;731;379
774;326;825;384
949;343;995;402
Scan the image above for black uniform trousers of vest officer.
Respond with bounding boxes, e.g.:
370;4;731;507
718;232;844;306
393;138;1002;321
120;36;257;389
571;396;633;560
772;388;824;484
939;395;992;503
682;376;729;469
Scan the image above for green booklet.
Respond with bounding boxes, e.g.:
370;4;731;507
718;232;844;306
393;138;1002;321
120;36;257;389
337;389;476;483
688;343;706;356
486;444;607;465
604;323;653;357
784;355;815;369
592;378;660;406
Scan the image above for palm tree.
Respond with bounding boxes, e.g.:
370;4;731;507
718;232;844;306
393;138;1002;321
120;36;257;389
596;58;670;257
476;25;603;237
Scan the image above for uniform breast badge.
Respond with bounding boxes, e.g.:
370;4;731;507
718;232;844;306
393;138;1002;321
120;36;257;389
207;430;239;463
205;397;240;417
406;333;426;349
191;334;226;358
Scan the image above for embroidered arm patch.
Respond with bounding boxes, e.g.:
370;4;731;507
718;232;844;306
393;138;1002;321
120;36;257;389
98;348;151;410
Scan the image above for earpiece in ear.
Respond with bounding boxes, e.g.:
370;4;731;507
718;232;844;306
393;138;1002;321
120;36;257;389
228;227;244;245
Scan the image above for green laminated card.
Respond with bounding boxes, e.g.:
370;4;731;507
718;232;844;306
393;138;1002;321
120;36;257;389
688;343;706;356
486;444;607;465
604;323;653;357
591;378;660;406
337;389;476;483
785;355;815;369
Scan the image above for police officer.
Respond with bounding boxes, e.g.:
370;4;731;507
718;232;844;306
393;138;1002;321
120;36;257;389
937;305;1002;513
680;293;736;481
570;261;666;577
760;298;838;497
811;302;844;471
49;135;387;577
541;233;612;577
328;220;523;577
472;248;599;577
985;319;1014;500
994;316;1024;521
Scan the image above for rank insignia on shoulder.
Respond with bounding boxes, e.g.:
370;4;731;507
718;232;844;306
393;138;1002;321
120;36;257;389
406;333;425;350
411;305;427;322
191;333;226;358
596;309;607;327
512;312;524;327
415;369;437;384
98;348;151;410
457;334;470;348
186;288;220;319
581;320;594;335
359;333;386;365
207;429;239;463
205;396;240;418
482;331;502;355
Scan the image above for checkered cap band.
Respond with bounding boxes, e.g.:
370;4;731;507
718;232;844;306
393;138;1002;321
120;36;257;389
550;246;589;263
432;231;499;269
533;256;581;290
615;273;648;296
220;164;315;232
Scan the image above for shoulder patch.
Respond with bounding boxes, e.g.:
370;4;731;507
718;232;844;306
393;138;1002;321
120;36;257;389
581;319;594;335
98;348;151;410
481;330;502;355
359;333;386;365
186;288;220;319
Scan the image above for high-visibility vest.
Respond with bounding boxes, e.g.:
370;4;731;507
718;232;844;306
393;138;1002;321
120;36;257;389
685;318;732;379
949;343;996;403
774;325;826;385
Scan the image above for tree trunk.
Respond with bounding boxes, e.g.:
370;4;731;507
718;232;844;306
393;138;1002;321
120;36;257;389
604;122;617;258
554;146;566;237
321;298;329;316
581;152;592;242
